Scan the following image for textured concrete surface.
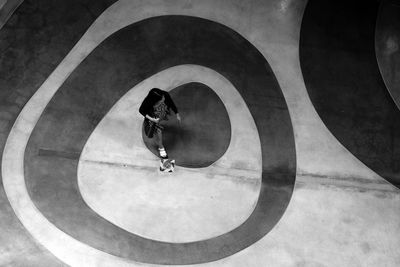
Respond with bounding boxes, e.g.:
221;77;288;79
0;0;400;266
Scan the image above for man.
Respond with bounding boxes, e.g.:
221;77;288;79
139;88;181;158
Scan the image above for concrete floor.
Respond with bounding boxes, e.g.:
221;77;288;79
0;0;400;266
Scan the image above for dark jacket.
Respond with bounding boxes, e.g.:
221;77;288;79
139;88;178;117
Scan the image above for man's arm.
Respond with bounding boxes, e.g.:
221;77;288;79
163;91;181;122
145;114;159;123
139;97;158;122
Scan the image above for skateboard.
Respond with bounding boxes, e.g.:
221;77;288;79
160;158;175;172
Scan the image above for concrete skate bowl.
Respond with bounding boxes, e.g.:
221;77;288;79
15;15;296;264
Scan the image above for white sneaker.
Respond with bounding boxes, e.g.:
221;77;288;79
158;147;167;158
160;159;175;172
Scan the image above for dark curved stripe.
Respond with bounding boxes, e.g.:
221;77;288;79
375;0;400;111
25;16;296;264
143;82;232;168
300;0;400;187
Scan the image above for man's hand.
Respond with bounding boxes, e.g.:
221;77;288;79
146;114;159;123
176;113;181;123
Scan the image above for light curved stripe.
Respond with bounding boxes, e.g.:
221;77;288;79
2;1;268;266
78;64;261;243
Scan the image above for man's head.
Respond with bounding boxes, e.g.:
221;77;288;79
149;88;164;101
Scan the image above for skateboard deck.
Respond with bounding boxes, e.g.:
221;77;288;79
160;158;175;172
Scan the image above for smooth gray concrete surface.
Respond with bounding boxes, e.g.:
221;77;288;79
0;0;7;9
